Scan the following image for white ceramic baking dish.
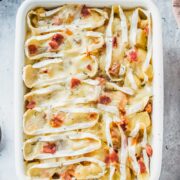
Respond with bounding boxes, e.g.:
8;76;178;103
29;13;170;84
14;0;163;179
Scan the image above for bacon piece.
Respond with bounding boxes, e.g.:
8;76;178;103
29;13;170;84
43;143;56;154
99;95;111;105
102;43;106;49
81;5;90;17
52;173;60;179
26;100;36;109
127;49;138;62
110;151;119;163
61;172;72;180
138;158;146;174
89;113;98;119
146;144;153;157
118;116;128;131
49;34;64;49
111;125;121;150
71;78;81;88
119;107;126;116
144;25;149;35
112;36;118;48
96;77;106;86
49;41;59;50
145;102;152;113
28;44;37;55
104;154;111;164
52;34;64;44
86;64;92;71
50;115;64;128
109;63;120;76
105;150;119;165
42;69;48;73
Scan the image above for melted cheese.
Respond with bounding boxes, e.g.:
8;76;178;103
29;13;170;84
23;5;153;180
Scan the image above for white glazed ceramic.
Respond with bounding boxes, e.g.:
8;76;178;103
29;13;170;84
14;0;163;179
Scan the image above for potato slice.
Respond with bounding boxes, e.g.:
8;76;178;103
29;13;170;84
138;173;149;180
136;29;147;49
75;163;102;179
145;64;153;80
128;111;151;131
137;48;147;62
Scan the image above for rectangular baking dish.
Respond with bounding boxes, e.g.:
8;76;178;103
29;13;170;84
14;0;163;179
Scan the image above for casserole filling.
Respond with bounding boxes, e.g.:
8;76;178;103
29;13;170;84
23;4;153;179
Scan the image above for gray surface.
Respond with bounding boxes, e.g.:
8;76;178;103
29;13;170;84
0;0;180;179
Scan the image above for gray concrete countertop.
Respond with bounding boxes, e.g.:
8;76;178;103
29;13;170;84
0;0;179;179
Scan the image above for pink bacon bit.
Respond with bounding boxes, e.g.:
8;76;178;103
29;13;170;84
43;143;57;154
61;172;73;180
89;112;98;119
127;49;138;62
105;150;119;165
86;64;92;71
52;34;64;44
144;25;149;36
99;95;111;105
118;116;128;131
49;41;59;50
96;77;106;86
146;144;153;157
81;5;91;17
26;100;36;109
28;44;38;55
49;34;64;50
71;78;81;88
42;69;48;73
112;36;118;48
50;115;64;128
138;158;146;174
